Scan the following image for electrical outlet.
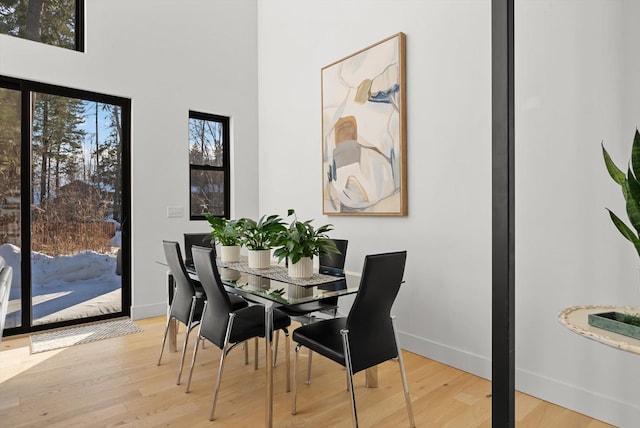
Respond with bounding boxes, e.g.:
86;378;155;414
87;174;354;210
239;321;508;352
167;206;184;218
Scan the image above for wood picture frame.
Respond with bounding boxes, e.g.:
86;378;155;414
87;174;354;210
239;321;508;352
321;32;407;216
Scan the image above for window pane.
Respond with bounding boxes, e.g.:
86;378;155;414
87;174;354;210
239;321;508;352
190;169;225;217
31;93;123;325
189;118;224;167
0;87;22;328
0;0;77;50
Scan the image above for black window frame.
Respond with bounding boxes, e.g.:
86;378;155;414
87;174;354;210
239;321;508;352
0;74;131;336
188;110;231;221
0;0;85;52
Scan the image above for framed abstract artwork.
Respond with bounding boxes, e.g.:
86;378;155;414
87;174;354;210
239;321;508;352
321;32;407;216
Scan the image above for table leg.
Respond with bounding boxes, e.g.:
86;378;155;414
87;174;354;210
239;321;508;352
168;318;177;353
365;366;378;388
264;302;274;427
167;272;177;353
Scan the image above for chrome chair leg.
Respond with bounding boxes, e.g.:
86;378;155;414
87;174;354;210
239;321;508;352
273;330;279;366
185;301;207;393
209;313;236;421
157;301;176;365
292;343;301;415
177;297;197;384
341;329;358;428
184;335;201;393
285;330;291;392
392;316;416;428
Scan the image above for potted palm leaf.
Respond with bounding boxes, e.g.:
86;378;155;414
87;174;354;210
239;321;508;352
273;209;340;279
599;128;640;337
238;214;286;269
204;213;242;262
603;129;640;258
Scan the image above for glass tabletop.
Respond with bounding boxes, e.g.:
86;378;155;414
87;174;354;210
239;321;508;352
172;262;360;307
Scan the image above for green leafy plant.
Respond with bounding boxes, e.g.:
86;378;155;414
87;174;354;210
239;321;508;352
602;129;640;257
273;209;340;265
204;213;242;246
238;214;286;250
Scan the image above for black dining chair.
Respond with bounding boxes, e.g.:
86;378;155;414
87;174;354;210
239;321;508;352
274;239;348;375
183;232;214;268
291;251;415;428
185;246;292;421
157;240;248;385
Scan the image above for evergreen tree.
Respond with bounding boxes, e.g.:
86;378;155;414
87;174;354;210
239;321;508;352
31;92;85;213
94;104;123;222
0;87;21;198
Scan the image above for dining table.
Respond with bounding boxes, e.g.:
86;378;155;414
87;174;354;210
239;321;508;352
160;257;363;427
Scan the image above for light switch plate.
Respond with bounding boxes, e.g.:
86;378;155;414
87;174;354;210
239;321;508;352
167;206;184;218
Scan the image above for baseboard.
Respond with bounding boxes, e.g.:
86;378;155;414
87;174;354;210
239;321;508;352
130;302;166;320
396;330;639;427
516;368;640;428
397;330;492;380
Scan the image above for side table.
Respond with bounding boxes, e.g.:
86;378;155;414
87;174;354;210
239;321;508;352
558;305;640;355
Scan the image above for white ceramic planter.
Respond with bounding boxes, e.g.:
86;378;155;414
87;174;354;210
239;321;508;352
288;256;313;279
248;249;271;269
219;245;240;262
288;284;314;299
248;275;270;290
219;268;241;281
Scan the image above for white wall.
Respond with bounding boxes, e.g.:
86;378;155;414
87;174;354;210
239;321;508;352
258;0;639;427
516;1;640;426
0;0;261;318
256;0;494;383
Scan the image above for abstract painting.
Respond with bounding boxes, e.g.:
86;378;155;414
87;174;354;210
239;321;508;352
322;32;407;216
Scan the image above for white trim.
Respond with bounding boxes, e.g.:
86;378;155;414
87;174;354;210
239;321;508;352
130;303;165;320
397;330;640;427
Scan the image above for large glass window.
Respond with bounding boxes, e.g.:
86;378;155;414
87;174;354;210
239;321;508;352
0;76;130;336
30;94;124;326
0;0;84;51
188;111;230;220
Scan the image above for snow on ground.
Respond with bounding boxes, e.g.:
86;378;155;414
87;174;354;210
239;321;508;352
1;243;121;329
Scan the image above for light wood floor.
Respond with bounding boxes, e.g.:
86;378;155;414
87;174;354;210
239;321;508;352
0;316;613;427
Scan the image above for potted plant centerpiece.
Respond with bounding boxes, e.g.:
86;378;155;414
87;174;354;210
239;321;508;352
599;128;640;337
273;209;340;279
238;214;286;269
204;213;242;262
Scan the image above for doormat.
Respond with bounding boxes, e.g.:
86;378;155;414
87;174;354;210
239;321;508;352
30;319;142;354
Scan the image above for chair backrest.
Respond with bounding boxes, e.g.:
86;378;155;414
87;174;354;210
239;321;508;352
184;233;214;267
346;251;407;373
319;239;348;276
163;240;200;324
192;245;233;348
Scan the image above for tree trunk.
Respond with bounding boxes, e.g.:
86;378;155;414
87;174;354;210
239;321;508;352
39;100;49;209
95;102;99;175
24;0;44;42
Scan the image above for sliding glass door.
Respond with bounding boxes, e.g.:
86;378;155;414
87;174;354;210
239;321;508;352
0;86;23;330
0;78;130;334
